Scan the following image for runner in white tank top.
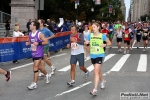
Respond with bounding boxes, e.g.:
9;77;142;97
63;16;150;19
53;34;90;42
83;25;91;59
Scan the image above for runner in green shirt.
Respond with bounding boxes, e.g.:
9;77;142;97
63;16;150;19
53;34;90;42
114;21;123;30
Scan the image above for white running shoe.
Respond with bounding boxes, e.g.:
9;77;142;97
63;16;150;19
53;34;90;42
67;80;75;86
143;49;146;52
101;80;106;89
51;66;56;75
45;74;50;84
90;89;97;96
85;71;89;80
27;82;37;90
120;49;122;52
39;72;44;77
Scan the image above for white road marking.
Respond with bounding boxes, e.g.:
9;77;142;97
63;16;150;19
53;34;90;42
110;54;130;71
55;81;92;97
50;53;67;59
58;56;90;72
54;68;112;98
137;54;147;72
9;53;67;71
87;54;116;72
107;46;150;49
9;62;33;71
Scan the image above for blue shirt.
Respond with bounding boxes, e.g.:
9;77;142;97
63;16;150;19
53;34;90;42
39;27;54;46
87;34;107;58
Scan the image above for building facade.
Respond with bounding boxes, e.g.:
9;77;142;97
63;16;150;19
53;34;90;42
131;0;150;22
120;0;126;21
10;0;37;31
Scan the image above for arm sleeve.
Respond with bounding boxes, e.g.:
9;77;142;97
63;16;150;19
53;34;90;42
77;33;84;45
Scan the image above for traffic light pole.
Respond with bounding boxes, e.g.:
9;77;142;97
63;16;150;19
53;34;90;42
76;5;78;24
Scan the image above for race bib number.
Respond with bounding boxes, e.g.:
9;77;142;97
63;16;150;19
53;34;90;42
31;44;37;51
144;29;148;31
91;46;100;52
71;42;78;50
144;33;148;36
137;33;141;35
110;29;113;31
125;34;128;38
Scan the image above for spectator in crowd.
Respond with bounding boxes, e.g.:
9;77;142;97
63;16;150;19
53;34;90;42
47;19;51;26
5;20;10;37
61;23;68;32
66;20;71;29
26;19;31;33
12;24;24;64
13;26;24;37
35;18;38;21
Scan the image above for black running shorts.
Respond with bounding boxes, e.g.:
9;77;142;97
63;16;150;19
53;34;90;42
91;57;104;64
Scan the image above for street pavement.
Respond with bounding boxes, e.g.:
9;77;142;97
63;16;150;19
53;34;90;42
0;37;150;100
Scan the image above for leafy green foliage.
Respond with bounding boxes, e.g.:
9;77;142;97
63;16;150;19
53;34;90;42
41;0;124;21
1;0;124;22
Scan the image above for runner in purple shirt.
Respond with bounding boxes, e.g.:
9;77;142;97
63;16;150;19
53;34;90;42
26;21;50;90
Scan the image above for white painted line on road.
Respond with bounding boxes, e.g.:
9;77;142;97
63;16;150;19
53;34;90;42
110;54;130;71
58;56;90;72
50;53;67;59
55;81;92;97
10;62;33;71
87;54;116;72
9;53;67;71
54;65;114;98
107;46;150;49
104;54;116;62
137;54;147;72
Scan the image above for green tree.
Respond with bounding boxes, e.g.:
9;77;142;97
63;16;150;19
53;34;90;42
0;0;124;22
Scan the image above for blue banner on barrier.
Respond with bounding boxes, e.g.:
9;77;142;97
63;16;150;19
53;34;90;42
0;42;32;62
49;34;70;52
0;34;70;62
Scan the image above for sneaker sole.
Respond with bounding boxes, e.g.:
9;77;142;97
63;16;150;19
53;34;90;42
90;92;97;96
46;82;50;84
101;87;105;90
67;83;75;86
27;86;37;90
